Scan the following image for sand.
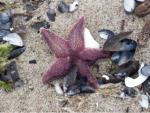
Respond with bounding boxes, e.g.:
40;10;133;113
0;0;150;112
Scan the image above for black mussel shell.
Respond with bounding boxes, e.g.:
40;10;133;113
142;78;150;95
31;20;50;31
15;79;24;87
141;65;150;76
63;65;78;92
0;22;12;30
47;9;56;22
0;72;11;82
114;61;139;80
66;85;80;96
116;39;137;51
103;31;132;51
80;85;95;93
111;50;135;66
98;29;114;40
76;77;87;85
8;46;26;59
122;87;136;97
7;61;20;82
0;13;12;24
0;30;10;39
58;1;69;13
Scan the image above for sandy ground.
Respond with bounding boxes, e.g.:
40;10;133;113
1;0;150;112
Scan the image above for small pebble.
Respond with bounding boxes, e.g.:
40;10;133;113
47;9;56;21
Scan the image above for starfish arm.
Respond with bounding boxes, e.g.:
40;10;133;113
76;60;99;88
79;48;110;61
42;57;71;84
68;16;85;52
40;28;70;58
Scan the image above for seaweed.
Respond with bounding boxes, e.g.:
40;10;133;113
0;44;12;73
0;80;12;91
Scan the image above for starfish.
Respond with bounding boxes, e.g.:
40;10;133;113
40;16;110;88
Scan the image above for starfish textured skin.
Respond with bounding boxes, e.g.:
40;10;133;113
40;16;110;88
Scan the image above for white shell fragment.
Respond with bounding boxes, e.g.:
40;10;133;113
125;63;149;87
124;0;136;14
69;1;79;12
102;75;110;80
3;33;23;46
55;83;63;95
84;28;100;49
139;95;149;109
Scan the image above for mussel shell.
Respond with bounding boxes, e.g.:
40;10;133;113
0;13;12;24
66;85;80;96
0;22;12;30
15;79;24;87
103;31;132;51
114;61;139;80
122;87;136;97
3;33;23;46
58;1;69;13
0;72;10;82
80;85;95;93
98;29;114;40
47;9;56;21
141;65;150;76
63;65;78;92
7;61;20;82
8;46;26;59
124;0;136;14
111;50;135;66
31;20;50;30
0;30;10;39
135;1;150;17
117;39;137;51
142;78;150;95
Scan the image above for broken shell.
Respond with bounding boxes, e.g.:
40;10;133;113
58;1;69;13
55;83;63;95
84;28;100;49
80;85;95;93
63;65;78;92
138;20;150;46
124;0;136;14
65;85;80;96
47;9;56;22
15;79;24;87
7;61;20;82
142;78;150;94
31;20;50;30
135;1;150;17
114;61;139;80
111;50;135;66
141;65;150;76
98;29;114;40
11;25;26;35
103;31;132;51
122;87;136;98
3;33;23;47
0;12;12;24
8;46;26;59
69;1;78;12
125;63;149;87
139;94;149;109
29;60;37;64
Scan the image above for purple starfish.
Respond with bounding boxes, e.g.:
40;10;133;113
40;16;109;88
